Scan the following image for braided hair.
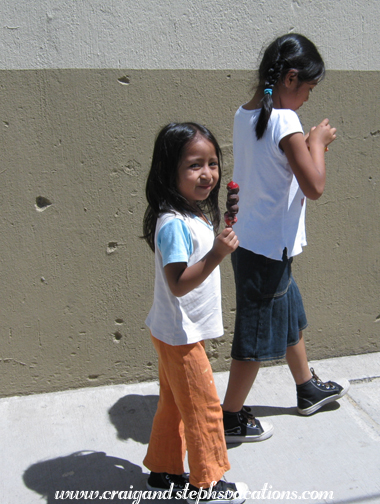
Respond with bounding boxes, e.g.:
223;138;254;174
255;34;325;140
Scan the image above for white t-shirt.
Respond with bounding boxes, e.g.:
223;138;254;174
145;211;223;346
233;106;307;260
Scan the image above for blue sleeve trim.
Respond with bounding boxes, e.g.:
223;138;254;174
157;219;193;266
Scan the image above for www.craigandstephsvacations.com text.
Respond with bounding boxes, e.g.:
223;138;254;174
54;482;334;502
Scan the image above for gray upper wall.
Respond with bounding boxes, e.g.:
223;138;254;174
1;0;380;71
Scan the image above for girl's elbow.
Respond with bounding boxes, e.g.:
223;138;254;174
169;285;181;297
169;284;187;297
304;182;325;200
307;189;323;200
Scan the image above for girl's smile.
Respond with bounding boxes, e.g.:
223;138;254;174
177;135;220;207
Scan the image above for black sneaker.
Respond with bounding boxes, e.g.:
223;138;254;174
187;479;249;504
146;471;189;495
223;406;274;443
297;368;350;415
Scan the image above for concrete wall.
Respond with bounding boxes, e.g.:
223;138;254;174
1;0;379;397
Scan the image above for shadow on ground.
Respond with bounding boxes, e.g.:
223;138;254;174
23;395;164;503
23;451;147;503
108;394;159;444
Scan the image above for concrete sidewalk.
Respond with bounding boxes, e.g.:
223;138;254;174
1;352;380;504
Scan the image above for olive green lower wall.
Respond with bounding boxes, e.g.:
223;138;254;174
0;69;379;397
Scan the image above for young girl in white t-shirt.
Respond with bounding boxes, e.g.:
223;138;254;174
222;34;350;443
142;122;248;504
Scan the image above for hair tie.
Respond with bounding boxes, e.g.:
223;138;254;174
264;88;273;96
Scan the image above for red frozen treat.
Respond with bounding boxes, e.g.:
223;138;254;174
225;181;240;227
227;180;239;193
224;212;237;227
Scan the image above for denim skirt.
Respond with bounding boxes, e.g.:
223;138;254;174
231;246;308;361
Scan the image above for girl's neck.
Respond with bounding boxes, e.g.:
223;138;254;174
242;90;262;110
184;201;208;224
242;87;283;111
193;206;209;224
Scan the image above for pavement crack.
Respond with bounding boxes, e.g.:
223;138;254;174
349;375;380;385
345;393;380;441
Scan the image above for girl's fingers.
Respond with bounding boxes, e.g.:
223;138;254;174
224;230;238;247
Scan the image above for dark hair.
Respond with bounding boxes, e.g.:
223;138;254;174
256;33;325;139
142;122;222;252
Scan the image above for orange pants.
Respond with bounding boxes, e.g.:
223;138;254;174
143;335;230;488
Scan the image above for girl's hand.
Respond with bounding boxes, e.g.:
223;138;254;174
281;118;337;200
212;228;239;260
308;118;336;149
304;127;315;150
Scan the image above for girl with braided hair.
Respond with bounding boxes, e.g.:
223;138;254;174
221;34;350;443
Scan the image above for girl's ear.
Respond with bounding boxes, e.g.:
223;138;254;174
284;69;299;89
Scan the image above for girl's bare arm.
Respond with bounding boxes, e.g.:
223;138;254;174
164;228;239;297
280;118;336;200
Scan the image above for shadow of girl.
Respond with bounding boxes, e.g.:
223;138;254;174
23;451;146;503
108;394;159;444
